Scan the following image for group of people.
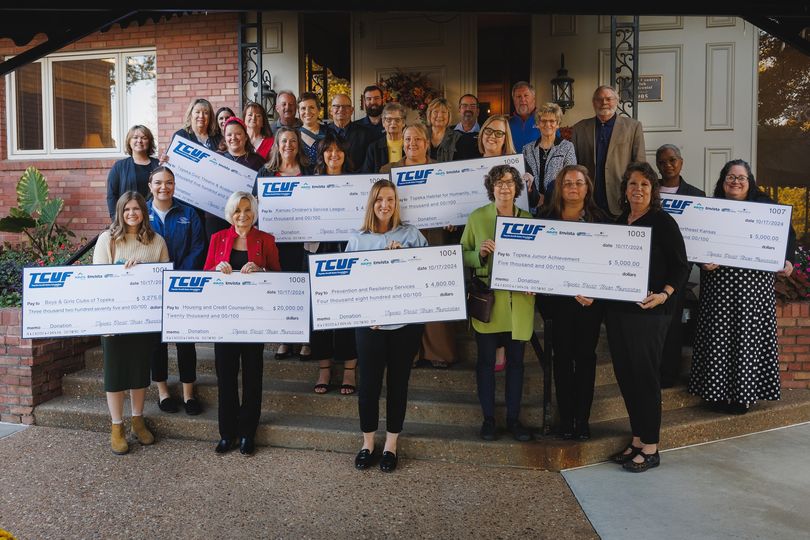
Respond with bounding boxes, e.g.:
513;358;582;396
99;81;795;474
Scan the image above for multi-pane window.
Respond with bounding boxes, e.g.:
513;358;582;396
6;49;156;159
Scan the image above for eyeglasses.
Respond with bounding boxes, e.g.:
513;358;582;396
561;180;586;188
331;104;352;110
483;127;506;138
538;119;557;125
383;117;404;123
494;180;515;189
725;174;749;184
460;103;478;110
657;158;681;166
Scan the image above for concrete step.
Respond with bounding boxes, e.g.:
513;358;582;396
61;368;701;426
33;389;810;470
81;342;624;391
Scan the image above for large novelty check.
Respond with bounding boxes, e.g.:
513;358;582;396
166;135;257;218
390;155;531;229
161;271;310;343
490;217;651;302
661;194;792;272
22;263;172;338
257;174;386;242
309;245;467;330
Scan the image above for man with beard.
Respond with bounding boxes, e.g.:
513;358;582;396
571;85;646;216
353;85;386;142
508;81;539;153
327;93;370;172
270;90;302;135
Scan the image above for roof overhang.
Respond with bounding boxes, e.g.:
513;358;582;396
1;4;810;76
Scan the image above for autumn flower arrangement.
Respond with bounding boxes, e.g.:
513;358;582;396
378;70;440;117
776;243;810;303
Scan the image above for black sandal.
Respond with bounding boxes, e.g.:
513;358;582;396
622;450;660;472
314;366;331;394
609;442;643;464
340;366;356;395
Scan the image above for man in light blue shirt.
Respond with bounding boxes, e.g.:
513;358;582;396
508;81;539;152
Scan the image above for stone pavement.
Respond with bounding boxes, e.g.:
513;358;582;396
0;426;596;539
563;422;810;540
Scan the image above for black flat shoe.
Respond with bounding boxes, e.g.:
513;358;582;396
274;348;293;360
354;448;375;470
215;438;238;454
480;417;497;441
622;450;660;472
574;422;591;441
379;451;398;473
184;398;202;416
239;436;255;456
725;401;751;415
158;397;179;413
508;421;533;442
555;423;575;440
610;442;642;464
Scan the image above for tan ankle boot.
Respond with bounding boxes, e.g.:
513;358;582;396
111;423;129;455
131;416;155;445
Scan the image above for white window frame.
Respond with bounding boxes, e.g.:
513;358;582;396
5;47;156;160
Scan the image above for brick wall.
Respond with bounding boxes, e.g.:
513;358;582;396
777;301;810;389
0;308;97;423
0;12;241;244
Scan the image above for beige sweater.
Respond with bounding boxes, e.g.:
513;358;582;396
93;231;169;265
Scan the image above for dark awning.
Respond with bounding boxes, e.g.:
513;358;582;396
1;4;810;75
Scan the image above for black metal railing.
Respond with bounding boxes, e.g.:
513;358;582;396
63;234;98;266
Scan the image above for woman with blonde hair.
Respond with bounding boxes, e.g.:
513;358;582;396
348;180;427;473
93;192;169;455
426;98;477;162
173;98;222;151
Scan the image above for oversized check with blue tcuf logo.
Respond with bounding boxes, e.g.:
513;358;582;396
308;245;467;330
257;174;386;242
490;217;651;302
389;155;531;229
21;263;172;338
661;194;792;272
161;271;310;343
165;135;258;218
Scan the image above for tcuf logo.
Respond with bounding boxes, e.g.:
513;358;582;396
262;181;300;197
168;275;212;293
662;198;693;215
29;271;73;288
500;222;545;241
172;142;210;163
395;169;433;186
314;257;359;277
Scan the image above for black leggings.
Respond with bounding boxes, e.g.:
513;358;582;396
355;325;424;434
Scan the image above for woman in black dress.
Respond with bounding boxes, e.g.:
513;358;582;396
688;159;795;414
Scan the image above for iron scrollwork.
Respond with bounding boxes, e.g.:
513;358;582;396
610;16;639;119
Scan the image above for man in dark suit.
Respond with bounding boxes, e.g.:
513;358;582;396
361;102;406;173
327;94;370;172
571;85;646;216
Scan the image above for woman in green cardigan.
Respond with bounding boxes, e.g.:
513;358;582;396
460;164;535;442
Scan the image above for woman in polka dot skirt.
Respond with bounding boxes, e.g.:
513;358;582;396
688;159;796;414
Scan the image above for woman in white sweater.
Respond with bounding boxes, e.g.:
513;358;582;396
93;191;169;455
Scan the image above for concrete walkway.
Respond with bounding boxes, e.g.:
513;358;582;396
0;426;596;539
563;422;810;540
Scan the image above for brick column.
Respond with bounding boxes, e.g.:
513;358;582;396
777;302;810;389
0;308;97;424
